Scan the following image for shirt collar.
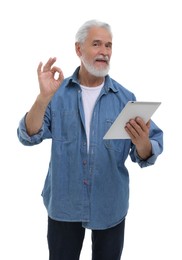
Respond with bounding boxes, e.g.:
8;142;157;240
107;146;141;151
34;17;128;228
66;66;118;93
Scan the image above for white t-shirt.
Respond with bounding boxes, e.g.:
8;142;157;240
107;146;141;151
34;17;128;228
80;82;104;152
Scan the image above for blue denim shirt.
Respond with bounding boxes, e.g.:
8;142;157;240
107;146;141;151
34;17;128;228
17;67;163;230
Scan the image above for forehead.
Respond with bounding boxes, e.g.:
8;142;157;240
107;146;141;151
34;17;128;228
86;26;112;43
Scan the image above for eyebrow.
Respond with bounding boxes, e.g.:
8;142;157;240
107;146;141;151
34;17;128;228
93;40;112;46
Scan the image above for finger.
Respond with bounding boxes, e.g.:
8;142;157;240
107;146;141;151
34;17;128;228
135;117;147;132
55;68;64;80
125;121;139;138
57;70;64;82
136;117;150;135
135;116;145;125
128;118;146;137
37;62;43;75
51;66;64;80
130;118;150;138
146;120;151;129
124;125;133;138
51;66;61;74
43;57;57;72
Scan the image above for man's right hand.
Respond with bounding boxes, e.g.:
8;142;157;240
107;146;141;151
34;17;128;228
25;57;64;136
37;57;64;101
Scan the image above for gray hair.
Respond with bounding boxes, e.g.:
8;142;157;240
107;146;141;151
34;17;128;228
75;19;112;43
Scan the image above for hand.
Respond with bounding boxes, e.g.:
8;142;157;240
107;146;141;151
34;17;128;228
37;57;64;100
125;117;152;159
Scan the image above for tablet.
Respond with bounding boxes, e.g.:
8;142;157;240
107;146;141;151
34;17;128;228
103;101;161;139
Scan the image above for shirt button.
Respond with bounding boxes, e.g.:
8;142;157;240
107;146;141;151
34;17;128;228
83;179;89;185
83;160;87;165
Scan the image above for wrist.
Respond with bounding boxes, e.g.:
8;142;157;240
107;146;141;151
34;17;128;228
36;94;52;108
136;141;152;160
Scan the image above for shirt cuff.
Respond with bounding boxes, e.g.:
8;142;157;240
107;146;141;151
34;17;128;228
17;114;44;145
134;140;159;168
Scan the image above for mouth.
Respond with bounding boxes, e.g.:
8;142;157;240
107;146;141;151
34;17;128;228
95;59;109;65
95;55;109;65
96;59;108;63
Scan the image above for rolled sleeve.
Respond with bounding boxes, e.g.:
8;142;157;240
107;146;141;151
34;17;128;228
130;139;162;168
17;114;44;146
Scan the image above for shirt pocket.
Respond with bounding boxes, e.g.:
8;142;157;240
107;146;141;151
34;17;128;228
103;119;130;153
51;110;78;142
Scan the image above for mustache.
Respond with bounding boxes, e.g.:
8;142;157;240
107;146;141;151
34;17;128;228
95;55;109;62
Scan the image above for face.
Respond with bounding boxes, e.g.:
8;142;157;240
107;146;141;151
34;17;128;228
76;27;112;77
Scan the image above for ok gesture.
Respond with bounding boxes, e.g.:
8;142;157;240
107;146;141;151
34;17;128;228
37;57;64;100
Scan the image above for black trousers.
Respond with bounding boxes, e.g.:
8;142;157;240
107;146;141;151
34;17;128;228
47;216;125;260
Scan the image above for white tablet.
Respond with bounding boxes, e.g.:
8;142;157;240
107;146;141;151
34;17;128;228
103;101;161;139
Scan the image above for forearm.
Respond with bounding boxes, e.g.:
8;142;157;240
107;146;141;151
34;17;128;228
25;94;50;136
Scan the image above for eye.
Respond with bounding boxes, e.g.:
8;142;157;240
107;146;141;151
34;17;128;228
93;42;99;47
105;43;112;49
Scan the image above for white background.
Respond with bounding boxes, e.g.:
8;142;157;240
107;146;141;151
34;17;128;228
0;0;181;259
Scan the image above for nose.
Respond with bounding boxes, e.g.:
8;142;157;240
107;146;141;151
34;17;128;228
99;44;111;59
99;45;109;55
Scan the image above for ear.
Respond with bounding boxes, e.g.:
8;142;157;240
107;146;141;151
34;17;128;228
75;42;82;57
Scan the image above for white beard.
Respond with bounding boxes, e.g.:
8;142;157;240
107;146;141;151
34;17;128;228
81;56;110;77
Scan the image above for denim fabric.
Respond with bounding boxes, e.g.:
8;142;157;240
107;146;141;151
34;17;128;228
17;67;163;229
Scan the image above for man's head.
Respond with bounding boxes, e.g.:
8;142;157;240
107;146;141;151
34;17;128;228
75;20;112;78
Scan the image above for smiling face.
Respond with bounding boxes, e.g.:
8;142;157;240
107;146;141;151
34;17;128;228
75;26;112;78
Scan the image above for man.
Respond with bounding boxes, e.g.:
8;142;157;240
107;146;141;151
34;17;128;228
17;19;163;260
